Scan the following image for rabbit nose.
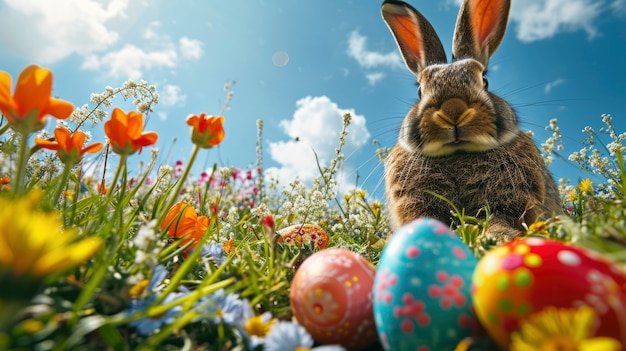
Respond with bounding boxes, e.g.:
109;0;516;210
437;98;471;126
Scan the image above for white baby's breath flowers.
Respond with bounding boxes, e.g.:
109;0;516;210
547;114;624;200
132;220;162;268
280;201;293;212
82;130;93;143
159;165;173;176
219;167;236;180
35;129;51;140
68;79;159;129
225;207;240;226
541;118;563;166
250;203;270;219
55;119;69;129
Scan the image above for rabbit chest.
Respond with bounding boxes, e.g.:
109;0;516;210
384;132;559;232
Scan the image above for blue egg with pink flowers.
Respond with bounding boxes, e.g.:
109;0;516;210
373;218;481;350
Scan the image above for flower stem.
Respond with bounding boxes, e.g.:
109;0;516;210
12;131;30;196
0;298;27;333
0;123;10;138
104;153;128;204
159;145;200;222
50;162;73;206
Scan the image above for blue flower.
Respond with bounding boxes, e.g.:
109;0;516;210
125;265;185;336
263;321;346;351
193;288;267;348
200;242;227;266
148;264;168;291
192;289;248;327
127;291;185;336
215;291;247;325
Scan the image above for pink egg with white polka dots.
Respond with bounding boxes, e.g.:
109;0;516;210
472;237;626;349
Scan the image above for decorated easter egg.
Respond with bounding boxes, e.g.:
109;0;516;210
290;248;378;350
277;223;329;249
472;237;626;349
373;218;480;350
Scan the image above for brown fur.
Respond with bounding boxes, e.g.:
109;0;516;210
385;133;562;238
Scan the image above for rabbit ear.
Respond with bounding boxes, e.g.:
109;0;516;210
452;0;511;66
381;0;447;75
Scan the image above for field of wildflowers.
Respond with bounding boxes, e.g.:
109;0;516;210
0;64;625;350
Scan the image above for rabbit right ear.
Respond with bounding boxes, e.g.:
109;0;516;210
381;0;447;75
452;0;511;66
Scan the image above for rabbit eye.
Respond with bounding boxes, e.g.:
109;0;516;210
417;86;422;99
482;77;489;90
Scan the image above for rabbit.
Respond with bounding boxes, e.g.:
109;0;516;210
381;0;563;240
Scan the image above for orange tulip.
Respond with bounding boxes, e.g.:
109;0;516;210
0;65;74;133
160;202;209;252
186;113;225;149
103;107;158;155
35;127;103;164
96;182;108;195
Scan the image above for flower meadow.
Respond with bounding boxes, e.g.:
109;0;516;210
0;64;625;350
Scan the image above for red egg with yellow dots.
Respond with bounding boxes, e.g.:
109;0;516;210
472;237;626;349
290;248;378;350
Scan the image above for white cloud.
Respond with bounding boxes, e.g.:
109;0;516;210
81;44;178;79
441;0;463;9
0;0;128;64
179;37;203;60
365;72;385;86
266;96;370;191
160;84;187;106
346;30;403;86
143;21;161;40
157;112;168;121
612;0;626;14
347;30;403;70
511;0;603;42
544;78;565;94
82;33;204;78
0;0;204;78
79;25;205;78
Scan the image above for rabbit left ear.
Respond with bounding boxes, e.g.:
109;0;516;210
452;0;511;66
381;0;447;75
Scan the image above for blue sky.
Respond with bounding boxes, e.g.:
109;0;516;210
0;0;625;198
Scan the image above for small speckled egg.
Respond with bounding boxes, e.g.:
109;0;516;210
290;248;378;350
472;237;626;349
373;218;480;351
277;223;329;249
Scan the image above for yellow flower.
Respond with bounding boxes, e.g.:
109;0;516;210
18;319;44;334
578;178;593;194
370;201;383;218
244;313;276;337
0;191;102;279
510;306;621;351
567;190;578;203
129;279;150;298
528;221;548;235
